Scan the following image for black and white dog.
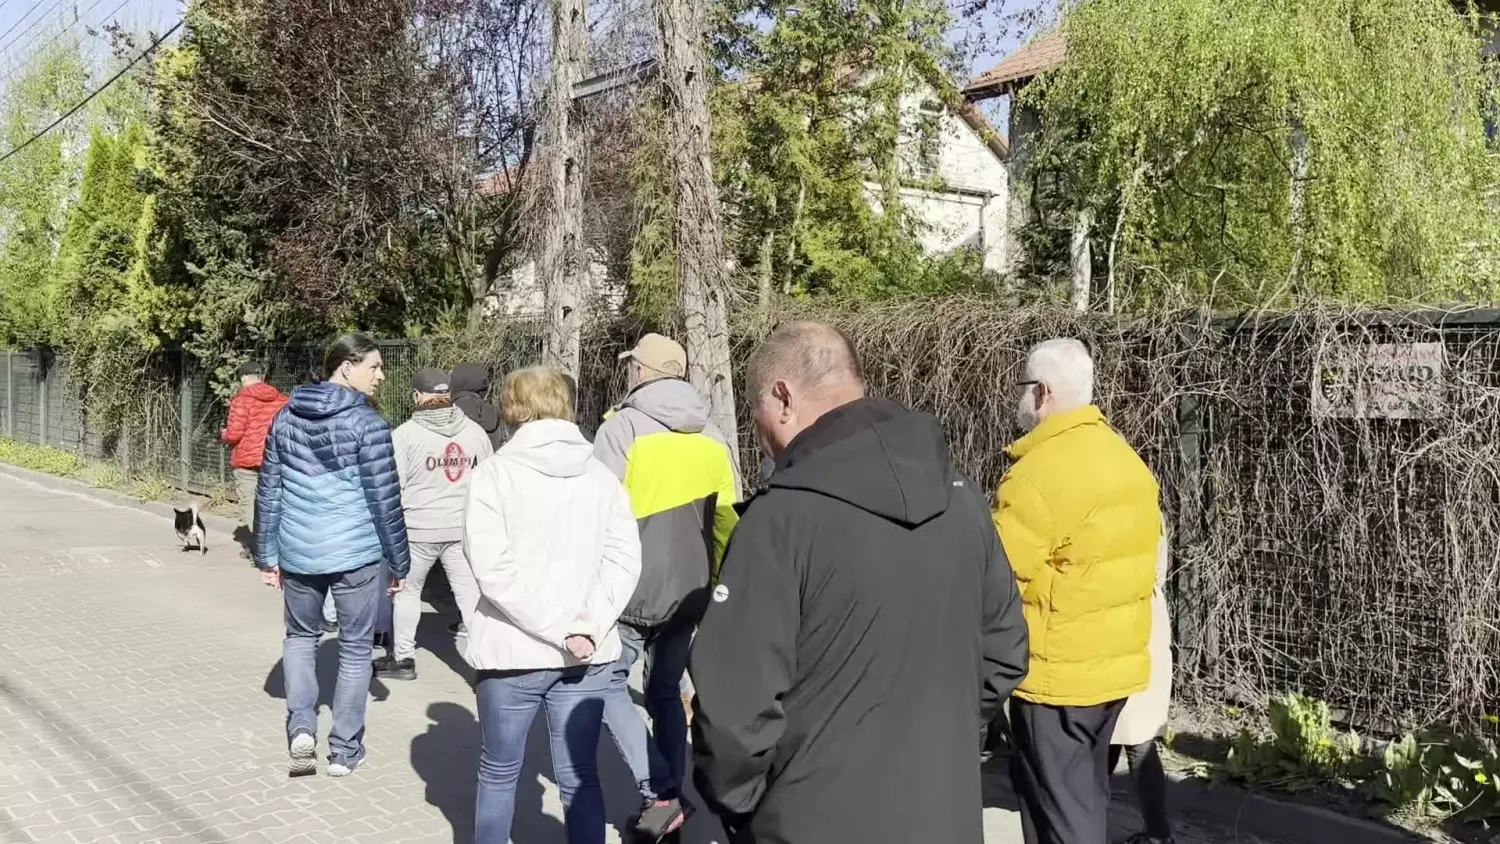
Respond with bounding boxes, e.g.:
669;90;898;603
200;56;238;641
173;504;208;554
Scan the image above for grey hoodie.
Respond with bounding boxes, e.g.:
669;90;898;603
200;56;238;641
393;406;495;543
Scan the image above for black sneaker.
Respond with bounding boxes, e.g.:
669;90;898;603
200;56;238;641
632;797;689;842
372;656;417;681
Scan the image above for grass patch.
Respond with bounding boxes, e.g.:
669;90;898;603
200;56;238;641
0;437;85;477
0;436;182;505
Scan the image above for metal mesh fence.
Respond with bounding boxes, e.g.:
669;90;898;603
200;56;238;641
1177;312;1500;729
5;308;1500;730
0;337;540;498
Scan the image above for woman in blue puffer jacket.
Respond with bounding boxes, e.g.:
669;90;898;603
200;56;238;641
254;333;412;778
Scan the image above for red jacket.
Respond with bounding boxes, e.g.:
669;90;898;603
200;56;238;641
222;382;289;469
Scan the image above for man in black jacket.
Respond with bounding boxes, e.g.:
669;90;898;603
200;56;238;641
449;363;505;450
689;321;1030;844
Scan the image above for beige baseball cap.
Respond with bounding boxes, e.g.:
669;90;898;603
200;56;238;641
618;333;686;378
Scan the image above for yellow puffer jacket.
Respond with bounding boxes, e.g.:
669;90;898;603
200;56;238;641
993;405;1161;707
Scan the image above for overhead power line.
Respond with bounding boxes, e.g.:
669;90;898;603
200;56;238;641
0;0;68;64
0;16;181;167
0;0;130;89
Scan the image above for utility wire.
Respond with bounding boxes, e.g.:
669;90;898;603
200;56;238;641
0;0;48;47
0;0;129;88
0;16;180;167
0;0;68;65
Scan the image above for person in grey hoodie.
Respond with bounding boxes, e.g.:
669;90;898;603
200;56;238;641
373;368;495;682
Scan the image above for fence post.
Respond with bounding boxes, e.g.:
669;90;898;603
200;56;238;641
4;350;11;439
1172;319;1216;682
37;364;48;447
179;365;193;491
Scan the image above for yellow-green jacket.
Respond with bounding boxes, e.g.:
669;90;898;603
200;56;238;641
993;405;1161;707
595;378;740;628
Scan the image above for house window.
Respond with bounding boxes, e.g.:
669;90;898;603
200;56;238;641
912;100;944;181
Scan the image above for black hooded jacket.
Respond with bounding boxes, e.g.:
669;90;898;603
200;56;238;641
690;398;1030;844
449;363;505;450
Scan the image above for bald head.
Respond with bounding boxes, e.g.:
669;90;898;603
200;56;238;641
748;321;866;459
748;321;865;399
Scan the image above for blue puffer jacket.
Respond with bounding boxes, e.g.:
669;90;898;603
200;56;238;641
254;382;411;579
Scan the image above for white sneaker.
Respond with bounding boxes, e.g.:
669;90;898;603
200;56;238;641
327;751;367;778
288;732;316;777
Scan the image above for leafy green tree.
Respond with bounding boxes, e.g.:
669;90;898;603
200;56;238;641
1024;0;1500;307
698;0;991;309
143;0;481;377
0;39;89;346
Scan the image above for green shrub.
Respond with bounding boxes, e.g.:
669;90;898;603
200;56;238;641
0;438;85;477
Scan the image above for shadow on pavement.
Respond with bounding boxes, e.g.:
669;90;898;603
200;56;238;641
262;637;392;707
415;611;474;686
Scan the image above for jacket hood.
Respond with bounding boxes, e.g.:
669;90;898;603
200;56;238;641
769;398;953;527
240;381;286;404
450;363;492;395
287;382;370;420
410;405;469;437
499;418;594;478
622;378;709;434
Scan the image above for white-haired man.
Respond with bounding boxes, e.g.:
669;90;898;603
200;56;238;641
994;338;1164;844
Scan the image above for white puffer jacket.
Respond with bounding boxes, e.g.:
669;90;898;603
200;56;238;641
461;418;642;671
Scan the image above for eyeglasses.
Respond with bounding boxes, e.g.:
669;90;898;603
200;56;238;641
1015;380;1039;387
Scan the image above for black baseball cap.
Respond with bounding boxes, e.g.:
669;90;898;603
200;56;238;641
412;367;452;395
237;361;265;377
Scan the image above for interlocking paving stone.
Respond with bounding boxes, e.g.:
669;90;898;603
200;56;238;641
0;469;1286;844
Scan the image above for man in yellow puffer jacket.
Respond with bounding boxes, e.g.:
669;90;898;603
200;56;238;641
994;338;1162;844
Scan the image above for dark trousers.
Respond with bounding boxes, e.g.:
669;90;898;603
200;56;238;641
1109;740;1173;840
1009;696;1127;844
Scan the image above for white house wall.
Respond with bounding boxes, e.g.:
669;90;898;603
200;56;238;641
483;257;621;318
893;83;1010;272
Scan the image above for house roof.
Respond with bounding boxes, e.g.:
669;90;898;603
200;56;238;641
475;166;529;198
964;30;1066;100
966;0;1486;98
735;57;1009;161
954;101;1009;161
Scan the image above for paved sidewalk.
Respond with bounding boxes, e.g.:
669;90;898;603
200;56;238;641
0;469;1277;844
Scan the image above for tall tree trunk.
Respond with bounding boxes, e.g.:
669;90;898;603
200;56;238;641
1069;207;1094;312
1286;112;1310;293
656;0;739;474
781;177;805;295
756;226;775;327
537;0;588;375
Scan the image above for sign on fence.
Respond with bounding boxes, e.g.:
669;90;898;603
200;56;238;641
1311;342;1445;419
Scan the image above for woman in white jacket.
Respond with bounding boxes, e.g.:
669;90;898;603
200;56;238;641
462;366;642;844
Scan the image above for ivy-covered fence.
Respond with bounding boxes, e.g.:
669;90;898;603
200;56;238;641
4;302;1500;733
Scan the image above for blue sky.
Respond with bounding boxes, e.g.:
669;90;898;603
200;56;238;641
0;0;182;92
0;0;1044;119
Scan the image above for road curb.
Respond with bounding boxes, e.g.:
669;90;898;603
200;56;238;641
0;461;243;540
985;748;1424;843
1154;771;1424;844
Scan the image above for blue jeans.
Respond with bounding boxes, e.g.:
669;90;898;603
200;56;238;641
475;664;611;844
602;620;693;800
283;562;382;763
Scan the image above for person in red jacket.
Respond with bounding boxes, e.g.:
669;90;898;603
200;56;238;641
222;361;289;560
